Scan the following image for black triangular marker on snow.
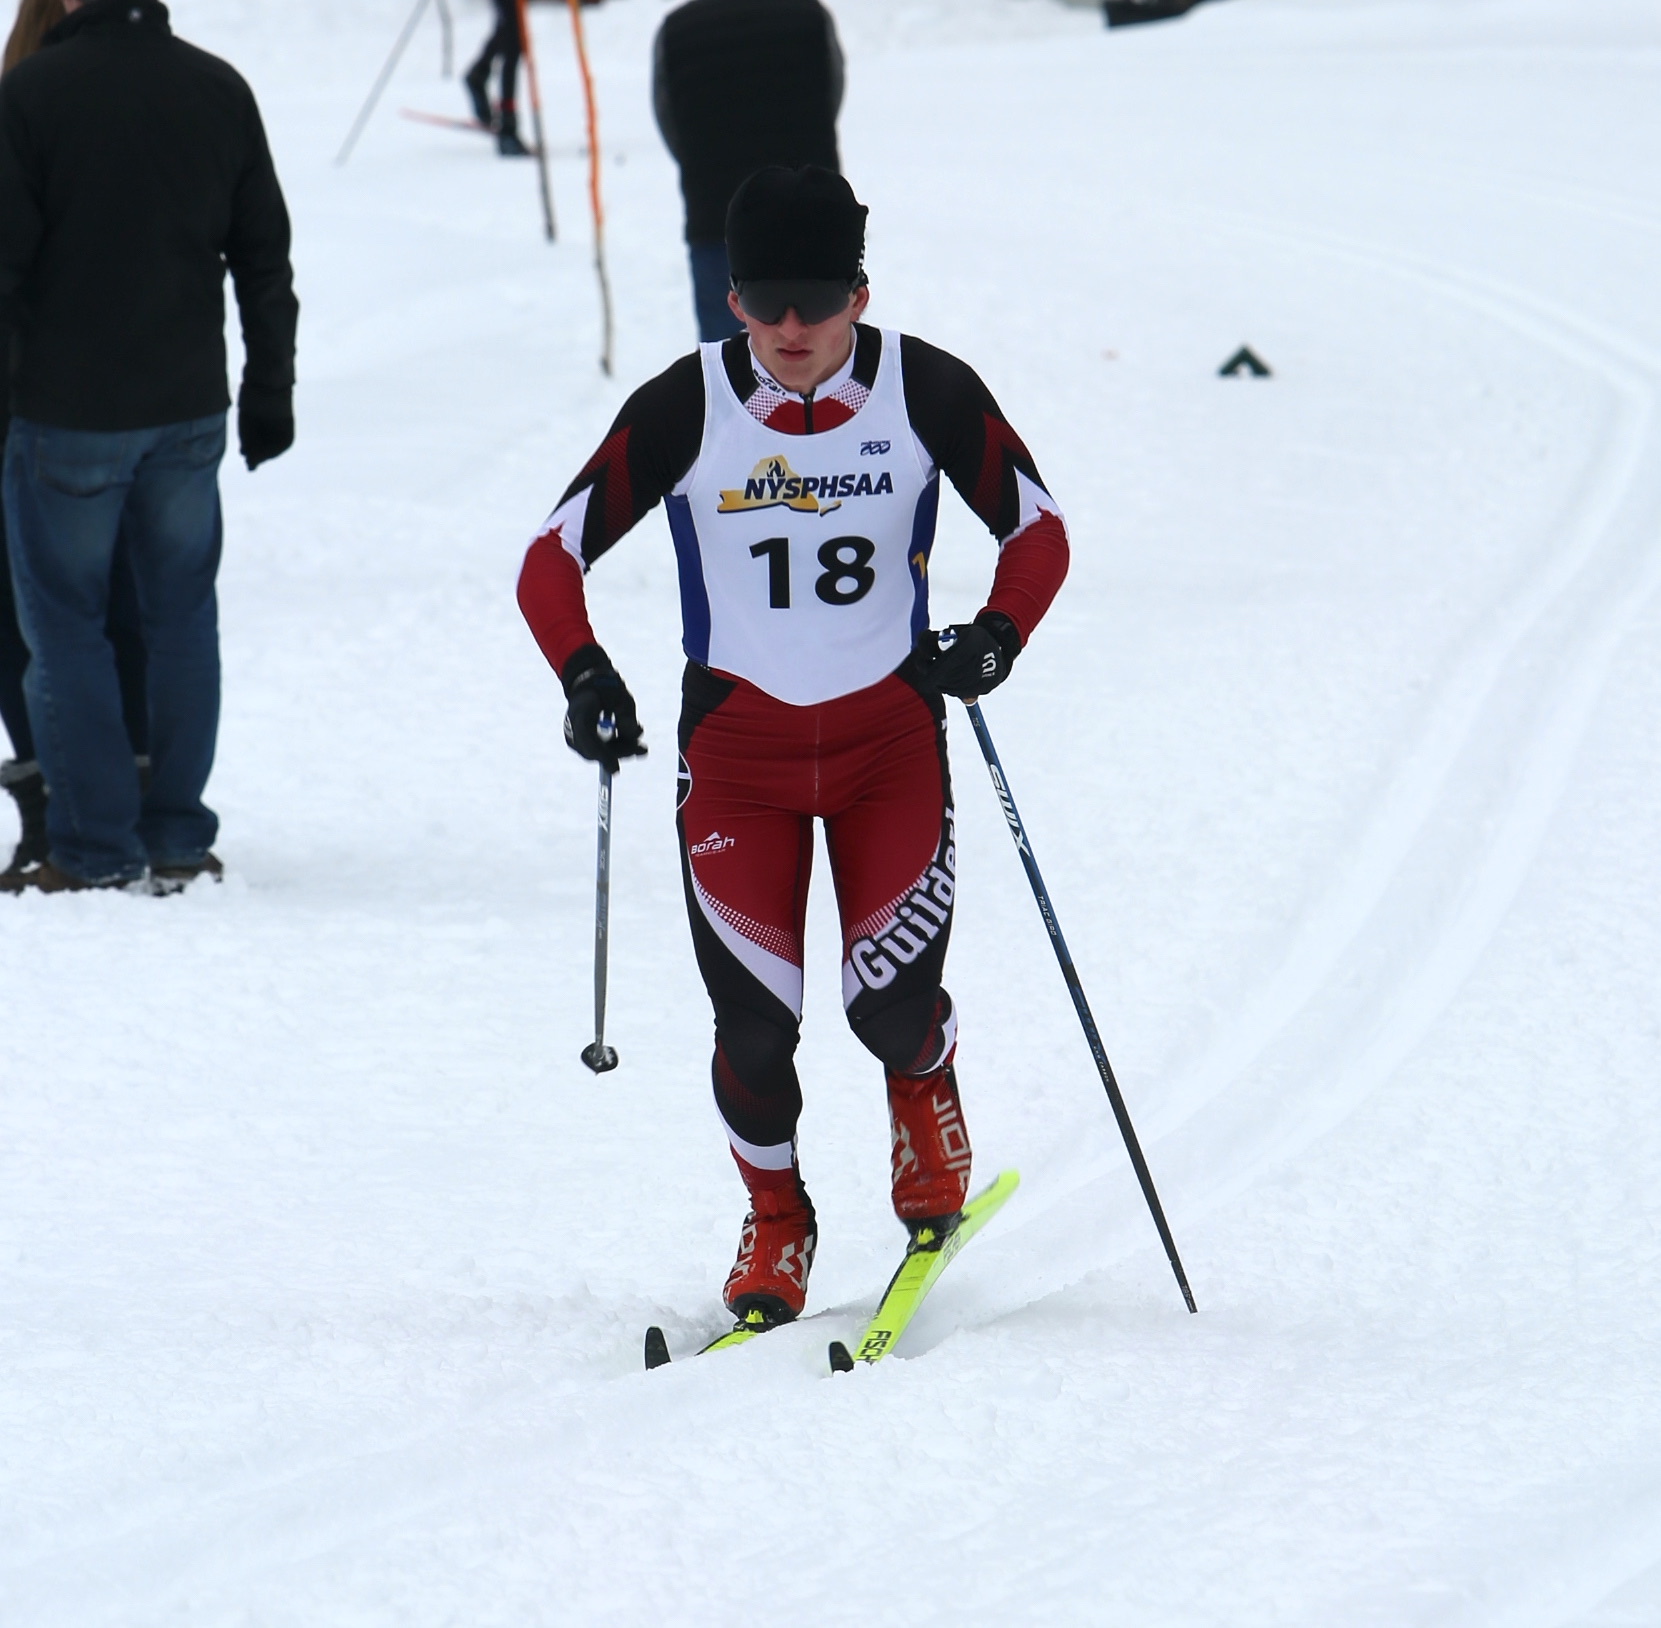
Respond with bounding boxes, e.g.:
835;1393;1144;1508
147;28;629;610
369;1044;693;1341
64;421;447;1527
1219;346;1272;378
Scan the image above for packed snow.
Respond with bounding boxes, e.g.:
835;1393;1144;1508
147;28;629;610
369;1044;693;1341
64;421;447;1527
4;0;1661;1621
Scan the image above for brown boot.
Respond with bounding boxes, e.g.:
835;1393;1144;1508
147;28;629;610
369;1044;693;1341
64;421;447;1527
150;852;224;895
1;758;48;877
0;858;139;895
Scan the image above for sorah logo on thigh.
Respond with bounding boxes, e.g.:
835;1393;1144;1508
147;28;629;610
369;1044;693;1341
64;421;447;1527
848;812;957;992
690;830;736;857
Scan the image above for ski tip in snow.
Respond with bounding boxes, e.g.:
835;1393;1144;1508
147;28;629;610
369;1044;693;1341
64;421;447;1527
644;1326;671;1370
827;1341;855;1374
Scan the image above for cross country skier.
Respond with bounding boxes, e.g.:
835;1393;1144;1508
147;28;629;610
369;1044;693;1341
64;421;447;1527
463;0;529;157
516;166;1069;1331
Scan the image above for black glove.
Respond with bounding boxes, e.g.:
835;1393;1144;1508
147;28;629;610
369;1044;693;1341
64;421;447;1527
915;612;1022;700
238;384;294;471
561;644;647;774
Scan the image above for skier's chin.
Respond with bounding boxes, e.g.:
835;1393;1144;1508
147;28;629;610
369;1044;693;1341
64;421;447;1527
761;343;831;392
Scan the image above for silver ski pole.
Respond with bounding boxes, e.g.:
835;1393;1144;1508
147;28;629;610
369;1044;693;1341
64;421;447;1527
962;694;1196;1313
435;0;453;77
517;0;559;243
335;0;434;166
580;715;619;1074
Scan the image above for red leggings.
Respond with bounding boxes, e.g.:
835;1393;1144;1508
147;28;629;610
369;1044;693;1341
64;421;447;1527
677;659;958;1172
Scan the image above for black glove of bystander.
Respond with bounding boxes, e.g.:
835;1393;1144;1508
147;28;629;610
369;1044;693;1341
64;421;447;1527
915;611;1022;700
561;643;648;774
238;384;295;471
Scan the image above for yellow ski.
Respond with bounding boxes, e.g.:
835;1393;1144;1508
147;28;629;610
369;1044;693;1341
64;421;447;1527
644;1304;785;1369
828;1169;1020;1372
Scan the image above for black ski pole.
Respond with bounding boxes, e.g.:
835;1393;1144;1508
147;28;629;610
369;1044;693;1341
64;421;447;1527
335;0;434;166
580;717;619;1074
963;696;1197;1313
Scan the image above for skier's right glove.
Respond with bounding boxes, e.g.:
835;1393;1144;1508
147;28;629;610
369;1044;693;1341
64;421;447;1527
561;644;647;775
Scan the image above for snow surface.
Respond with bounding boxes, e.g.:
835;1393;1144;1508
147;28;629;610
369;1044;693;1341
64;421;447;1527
4;0;1661;1621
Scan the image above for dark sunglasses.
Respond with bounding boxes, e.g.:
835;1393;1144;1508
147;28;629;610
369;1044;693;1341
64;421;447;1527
732;277;860;326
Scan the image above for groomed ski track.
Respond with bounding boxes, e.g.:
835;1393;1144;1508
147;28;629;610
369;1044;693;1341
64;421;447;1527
3;2;1660;1624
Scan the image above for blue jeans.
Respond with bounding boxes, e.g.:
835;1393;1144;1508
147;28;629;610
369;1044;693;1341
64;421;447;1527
689;240;743;343
4;415;225;882
0;508;149;763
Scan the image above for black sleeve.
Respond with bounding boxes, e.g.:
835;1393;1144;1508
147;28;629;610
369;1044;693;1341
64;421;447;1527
652;0;844;242
651;24;679;158
900;334;1057;543
559;351;706;565
224;82;297;397
0;88;43;363
824;6;845;119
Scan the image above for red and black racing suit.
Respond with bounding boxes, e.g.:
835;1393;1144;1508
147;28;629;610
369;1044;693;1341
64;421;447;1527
518;325;1069;1182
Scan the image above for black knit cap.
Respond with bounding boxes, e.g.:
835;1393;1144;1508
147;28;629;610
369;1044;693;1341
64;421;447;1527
725;165;868;284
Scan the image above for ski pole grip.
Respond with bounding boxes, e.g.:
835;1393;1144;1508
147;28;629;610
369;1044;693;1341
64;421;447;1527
597;710;617;745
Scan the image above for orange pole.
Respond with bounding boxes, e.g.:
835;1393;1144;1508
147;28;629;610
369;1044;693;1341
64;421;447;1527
567;0;615;375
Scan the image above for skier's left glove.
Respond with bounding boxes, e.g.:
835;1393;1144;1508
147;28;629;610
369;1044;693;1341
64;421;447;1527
561;643;647;774
238;383;294;471
915;612;1022;700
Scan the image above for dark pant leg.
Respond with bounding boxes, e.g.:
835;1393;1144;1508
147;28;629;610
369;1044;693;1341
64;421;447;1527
120;415;225;868
688;241;743;344
0;481;34;762
475;1;521;105
497;18;521;110
1;500;147;765
469;5;517;92
3;420;145;881
107;528;149;757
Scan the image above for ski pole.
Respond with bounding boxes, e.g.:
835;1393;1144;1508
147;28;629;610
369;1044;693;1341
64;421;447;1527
962;695;1197;1313
580;716;619;1074
516;0;559;243
435;0;453;77
335;0;434;166
567;0;616;375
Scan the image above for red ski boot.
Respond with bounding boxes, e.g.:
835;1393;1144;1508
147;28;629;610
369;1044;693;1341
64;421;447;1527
723;1167;817;1325
887;1063;973;1229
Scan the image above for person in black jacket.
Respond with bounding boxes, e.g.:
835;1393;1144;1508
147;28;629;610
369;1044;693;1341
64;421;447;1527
652;0;844;342
0;0;297;894
0;0;149;878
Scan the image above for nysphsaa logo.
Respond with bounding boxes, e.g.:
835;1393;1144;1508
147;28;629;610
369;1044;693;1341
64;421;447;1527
718;454;893;519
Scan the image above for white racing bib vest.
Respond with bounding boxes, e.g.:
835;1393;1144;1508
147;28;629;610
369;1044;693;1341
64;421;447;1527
666;330;939;707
